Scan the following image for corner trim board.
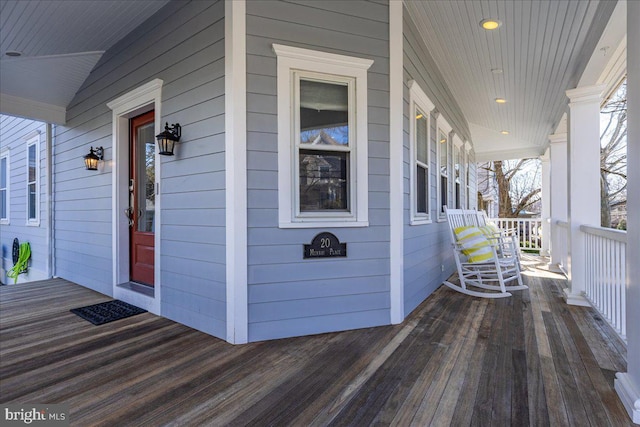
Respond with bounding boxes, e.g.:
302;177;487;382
389;0;404;323
225;0;248;344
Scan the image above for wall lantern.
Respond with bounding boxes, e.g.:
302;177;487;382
156;122;181;156
84;146;104;170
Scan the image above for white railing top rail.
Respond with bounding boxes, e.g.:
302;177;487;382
580;224;627;243
489;217;540;221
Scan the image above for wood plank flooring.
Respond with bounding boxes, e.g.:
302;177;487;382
0;260;632;426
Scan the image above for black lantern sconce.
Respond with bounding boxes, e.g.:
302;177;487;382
156;122;181;156
84;146;104;171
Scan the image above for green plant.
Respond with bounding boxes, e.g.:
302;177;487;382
7;242;31;284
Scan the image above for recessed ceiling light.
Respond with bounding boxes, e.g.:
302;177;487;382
415;113;423;119
500;130;510;135
495;98;507;104
480;19;502;30
491;68;503;74
5;51;22;57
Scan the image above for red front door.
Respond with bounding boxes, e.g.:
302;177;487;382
129;111;155;286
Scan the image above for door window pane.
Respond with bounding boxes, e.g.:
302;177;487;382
136;123;155;232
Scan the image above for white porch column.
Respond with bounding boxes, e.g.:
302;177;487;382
615;1;640;422
549;133;568;266
540;148;551;256
565;85;605;307
389;0;404;323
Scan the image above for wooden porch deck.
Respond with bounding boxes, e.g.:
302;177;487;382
0;258;632;426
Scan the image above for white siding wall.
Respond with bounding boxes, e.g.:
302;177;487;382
0;115;49;284
402;9;473;316
245;0;391;341
54;1;226;338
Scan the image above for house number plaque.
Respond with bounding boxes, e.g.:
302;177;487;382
304;232;347;259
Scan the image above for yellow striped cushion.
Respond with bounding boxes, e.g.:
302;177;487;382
454;226;494;263
479;224;500;237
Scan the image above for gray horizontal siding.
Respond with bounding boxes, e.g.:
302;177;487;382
54;0;226;339
246;0;391;342
0;115;49;284
402;8;471;316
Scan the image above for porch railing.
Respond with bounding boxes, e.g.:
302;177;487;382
489;218;543;253
581;224;627;341
556;220;569;273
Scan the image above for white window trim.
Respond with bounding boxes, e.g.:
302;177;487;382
25;132;41;226
408;80;435;225
273;43;373;228
436;116;452;221
453;135;463;209
0;147;9;224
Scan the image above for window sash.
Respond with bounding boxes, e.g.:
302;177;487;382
441;175;448;213
416;164;428;214
454;145;461;208
299;149;349;212
438;129;449;215
293;72;356;218
26;136;39;224
0;153;8;222
415;109;429;218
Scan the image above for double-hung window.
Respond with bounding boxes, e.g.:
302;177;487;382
0;148;9;224
453;136;462;209
437;117;452;219
297;75;352;213
408;80;434;224
274;44;373;227
465;144;472;208
26;133;40;226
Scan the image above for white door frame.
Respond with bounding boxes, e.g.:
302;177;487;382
106;79;163;315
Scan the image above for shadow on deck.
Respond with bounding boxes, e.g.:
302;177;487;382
0;257;632;426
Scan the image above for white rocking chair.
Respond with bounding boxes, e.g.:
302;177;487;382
474;209;522;266
443;207;527;298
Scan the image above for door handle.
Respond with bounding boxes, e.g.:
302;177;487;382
124;207;134;227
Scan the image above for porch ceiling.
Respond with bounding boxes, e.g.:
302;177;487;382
0;0;170;124
0;0;625;153
406;0;622;162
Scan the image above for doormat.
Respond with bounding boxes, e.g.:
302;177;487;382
70;300;147;325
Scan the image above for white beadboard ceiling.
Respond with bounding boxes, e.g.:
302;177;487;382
406;0;623;161
0;0;625;160
0;0;170;124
